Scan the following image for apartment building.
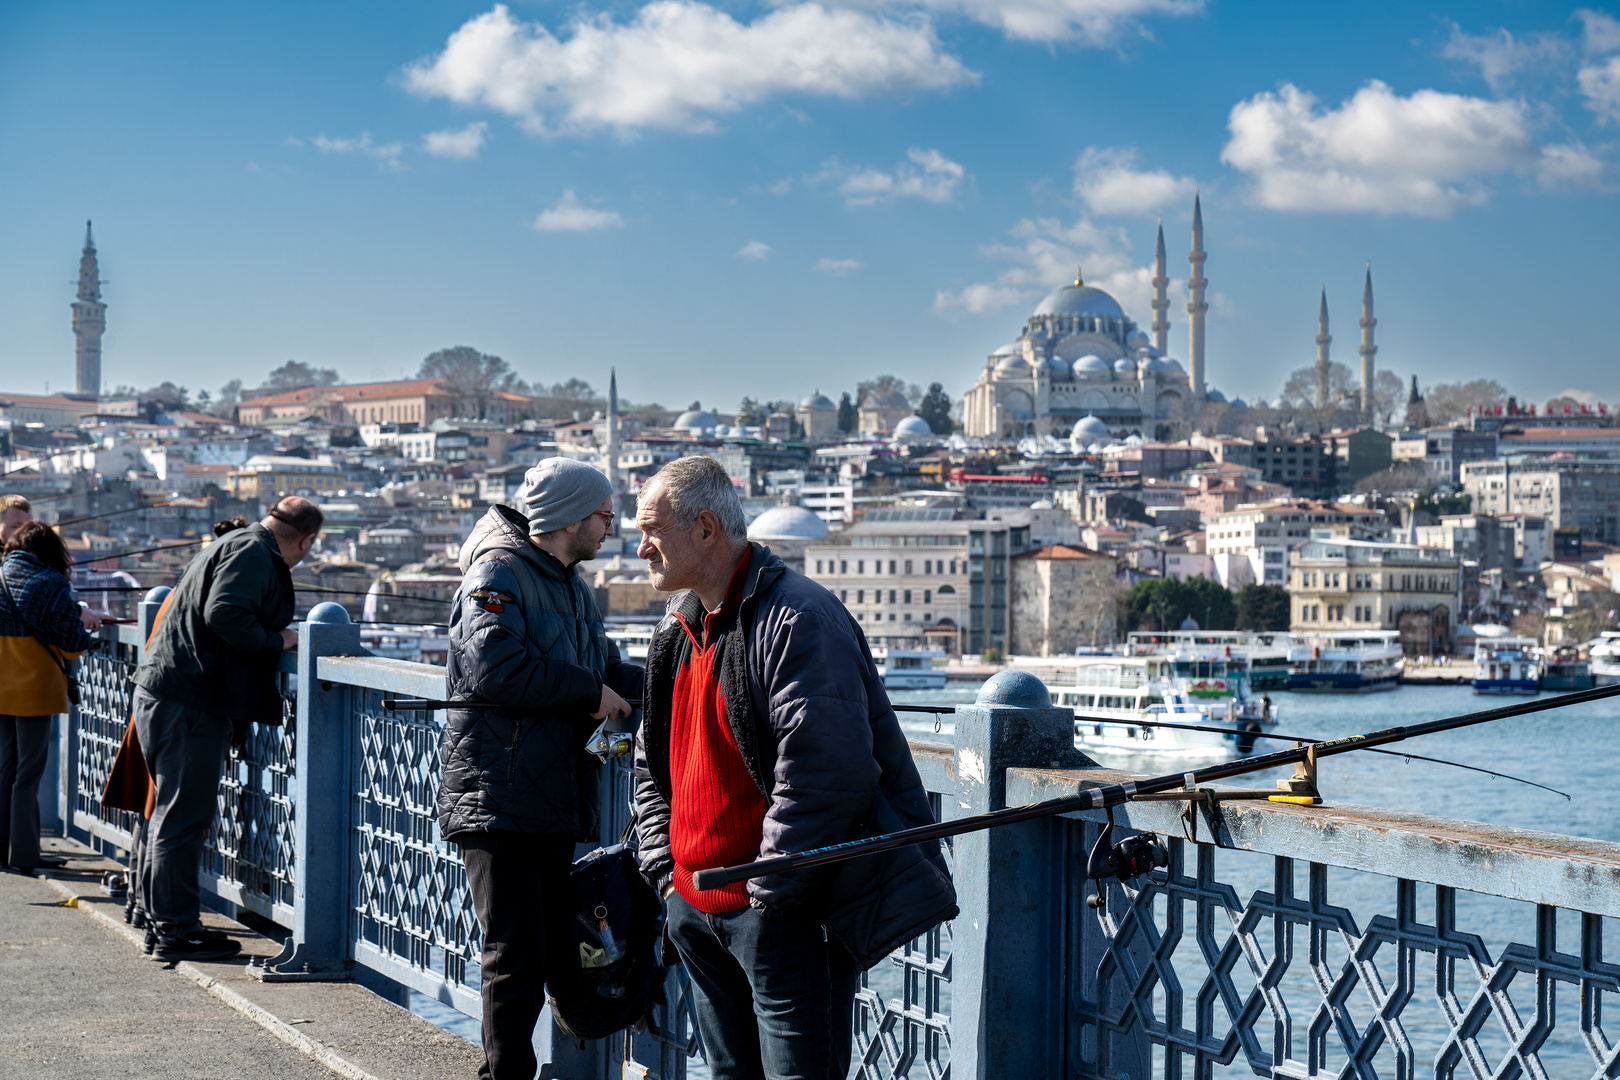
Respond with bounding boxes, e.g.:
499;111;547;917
803;511;1028;654
1461;461;1620;544
1392;426;1497;484
226;454;344;500
1204;500;1389;588
1289;537;1461;654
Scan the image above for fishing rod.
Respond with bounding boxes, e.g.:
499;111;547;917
1071;714;1570;799
690;681;1620;893
382;697;644;711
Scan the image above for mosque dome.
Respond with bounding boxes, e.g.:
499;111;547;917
1032;270;1127;319
1029;498;1055;509
1123;433;1144;446
1230;397;1249;409
674;407;718;431
991;341;1023;358
748;504;829;542
1206;389;1227;403
893;415;933;438
1043;355;1073;381
799;392;835;411
1113;358;1136;375
995;354;1033;376
1072;415;1110;439
1165;358;1186;373
1074;355;1111;379
1125;328;1150;349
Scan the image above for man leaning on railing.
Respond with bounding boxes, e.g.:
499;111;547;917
437;458;643;1080
129;496;321;963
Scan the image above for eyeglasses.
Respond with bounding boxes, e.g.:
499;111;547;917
591;511;616;528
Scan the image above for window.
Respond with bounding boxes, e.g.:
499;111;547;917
904;560;913;574
815;560;823;574
857;561;865;574
840;590;848;602
856;589;864;603
840;561;847;574
889;613;897;622
923;589;931;604
924;560;932;573
889;589;897;604
903;590;912;604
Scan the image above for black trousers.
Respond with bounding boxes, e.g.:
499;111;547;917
0;715;51;869
460;830;577;1080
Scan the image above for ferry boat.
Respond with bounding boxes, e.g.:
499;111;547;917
1473;636;1540;695
873;647;948;690
1591;632;1620;687
1539;647;1594;691
605;624;655;666
1052;648;1279;756
1125;630;1293;689
1286;632;1403;692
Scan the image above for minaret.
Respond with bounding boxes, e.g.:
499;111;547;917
1150;219;1169;355
72;221;106;396
1315;287;1331;409
606;367;621;493
1186;194;1207;397
1358;264;1377;420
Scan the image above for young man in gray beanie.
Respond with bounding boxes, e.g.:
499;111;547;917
440;457;642;1080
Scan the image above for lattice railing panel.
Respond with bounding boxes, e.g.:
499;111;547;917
1072;830;1620;1079
855;790;954;1080
203;672;297;912
73;638;142;840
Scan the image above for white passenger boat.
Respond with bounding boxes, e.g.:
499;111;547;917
1591;632;1620;687
1286;632;1402;692
1124;630;1293;690
1053;648;1279;757
605;624;655;666
1474;636;1540;695
874;647;948;689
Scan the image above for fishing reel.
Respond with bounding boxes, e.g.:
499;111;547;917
1084;809;1168;911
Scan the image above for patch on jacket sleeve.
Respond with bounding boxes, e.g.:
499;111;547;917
468;588;514;614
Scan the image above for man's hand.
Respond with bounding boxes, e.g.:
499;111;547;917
279;628;299;651
79;608;103;631
592;684;632;720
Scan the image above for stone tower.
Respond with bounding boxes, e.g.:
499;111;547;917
1315;288;1331;409
1186;194;1207;398
1358;264;1377;420
606;367;621;493
1150;219;1170;355
72;221;106;396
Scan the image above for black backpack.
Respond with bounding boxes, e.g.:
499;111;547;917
547;842;666;1041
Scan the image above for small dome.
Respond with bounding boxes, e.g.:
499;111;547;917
799;392;835;411
995;354;1032;375
1230;397;1249;409
1044;355;1073;381
893;415;933;437
1074;355;1111;378
1029;498;1055;509
1206;389;1227;403
991;341;1022;357
1071;414;1110;438
1113;358;1135;375
1165;358;1186;372
674;408;718;430
1123;433;1144;446
747;505;830;541
1125;328;1150;347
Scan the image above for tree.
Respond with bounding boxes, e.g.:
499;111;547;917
264;361;340;391
194;389;212;413
836;392;856;433
1353;464;1430;494
1234;584;1290;631
548;379;601;403
1281;361;1357;433
736;397;768;427
1414;479;1470;516
143;382;190;410
1371;369;1405;426
1425;379;1507;426
418;346;530;396
1118;576;1236;633
917;383;954;435
213;379;243;417
1562;593;1619;643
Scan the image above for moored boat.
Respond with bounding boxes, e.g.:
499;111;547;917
874;647;948;689
1591;632;1620;687
1124;629;1292;690
1473;636;1540;695
1286;632;1402;692
1539;646;1594;691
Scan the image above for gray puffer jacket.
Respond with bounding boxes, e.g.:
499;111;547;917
438;504;643;842
634;543;957;969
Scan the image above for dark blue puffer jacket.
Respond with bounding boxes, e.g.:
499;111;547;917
438;504;643;842
633;543;957;969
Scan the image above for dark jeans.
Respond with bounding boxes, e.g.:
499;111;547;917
131;686;231;940
0;715;51;869
666;892;859;1080
459;830;577;1080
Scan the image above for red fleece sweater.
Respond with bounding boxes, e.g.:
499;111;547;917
669;550;767;913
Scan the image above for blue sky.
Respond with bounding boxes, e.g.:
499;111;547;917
1;0;1617;413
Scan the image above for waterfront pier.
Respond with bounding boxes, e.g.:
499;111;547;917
7;590;1620;1078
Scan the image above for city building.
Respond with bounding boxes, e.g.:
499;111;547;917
1323;427;1394;487
72;222;105;396
226;454;345;500
1250;433;1339;499
1205;500;1389;588
237;379;530;428
795;393;838;440
1461;461;1620;544
857;390;911;435
1100;443;1211;481
961;199;1215;440
1289;537;1461;654
1009;545;1119;655
1391;426;1498;484
0;392;104;427
1497;427;1620;460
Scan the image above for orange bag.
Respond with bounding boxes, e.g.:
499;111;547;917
98;591;175;818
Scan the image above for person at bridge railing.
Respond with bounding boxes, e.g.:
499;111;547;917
438;458;642;1080
631;456;957;1080
1;517;99;874
129;496;320;964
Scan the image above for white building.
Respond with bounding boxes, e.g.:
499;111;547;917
1205;500;1390;588
1289;537;1462;655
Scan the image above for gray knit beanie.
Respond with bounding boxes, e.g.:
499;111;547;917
515;458;614;535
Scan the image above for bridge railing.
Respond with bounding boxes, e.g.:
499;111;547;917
54;595;1620;1079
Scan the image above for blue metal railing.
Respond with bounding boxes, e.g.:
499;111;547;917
54;593;1620;1079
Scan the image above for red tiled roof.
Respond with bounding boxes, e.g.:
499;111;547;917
1015;544;1108;560
240;380;453;407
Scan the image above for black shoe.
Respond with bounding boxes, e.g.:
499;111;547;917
129;909;148;929
142;929;157;955
149;932;240;963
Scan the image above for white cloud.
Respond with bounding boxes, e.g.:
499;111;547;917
404;2;973;135
310;132;404;168
1577;8;1620;55
1220;81;1602;217
423;121;489;158
815;257;862;275
1073;146;1195;214
737;239;772;259
532;190;625;231
1536;142;1609;188
934;215;1173;320
1579;55;1620;123
824;147;967;205
901;0;1203;46
1439;23;1571;90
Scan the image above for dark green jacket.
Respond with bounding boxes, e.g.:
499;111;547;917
134;523;295;726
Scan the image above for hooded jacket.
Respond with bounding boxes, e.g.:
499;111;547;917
0;551;93;716
438;504;643;841
134;523;294;726
634;543;957;970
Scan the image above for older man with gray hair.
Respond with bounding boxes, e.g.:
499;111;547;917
633;455;956;1080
